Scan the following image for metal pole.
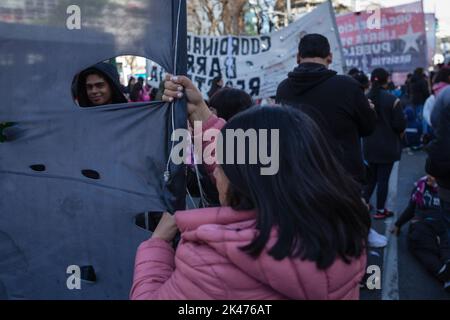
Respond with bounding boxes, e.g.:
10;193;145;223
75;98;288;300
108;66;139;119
286;0;291;26
355;12;368;73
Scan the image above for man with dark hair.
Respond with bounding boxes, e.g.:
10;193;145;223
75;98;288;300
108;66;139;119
348;68;361;77
352;71;370;91
276;33;376;184
75;62;128;107
276;34;384;248
409;68;430;134
297;33;332;61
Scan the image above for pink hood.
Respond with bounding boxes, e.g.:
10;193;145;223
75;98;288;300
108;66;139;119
177;207;366;300
131;206;366;300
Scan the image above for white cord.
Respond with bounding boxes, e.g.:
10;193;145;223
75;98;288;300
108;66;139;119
173;0;182;75
164;0;183;183
192;147;209;207
186;187;198;209
164;101;176;182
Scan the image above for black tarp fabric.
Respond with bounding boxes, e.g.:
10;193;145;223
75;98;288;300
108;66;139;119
0;0;187;299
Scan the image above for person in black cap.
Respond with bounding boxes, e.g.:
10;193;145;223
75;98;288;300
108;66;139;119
75;62;128;107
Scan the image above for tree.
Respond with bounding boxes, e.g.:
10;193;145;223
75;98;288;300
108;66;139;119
123;56;139;76
274;0;350;16
246;0;277;35
187;0;221;35
187;0;251;35
187;0;350;36
221;0;248;35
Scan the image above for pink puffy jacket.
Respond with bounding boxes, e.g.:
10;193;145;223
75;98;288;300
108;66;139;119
130;115;367;300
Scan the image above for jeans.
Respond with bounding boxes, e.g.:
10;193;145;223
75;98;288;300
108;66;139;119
414;104;429;135
364;162;395;210
386;161;399;211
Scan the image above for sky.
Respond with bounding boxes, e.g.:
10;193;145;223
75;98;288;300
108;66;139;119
339;0;450;37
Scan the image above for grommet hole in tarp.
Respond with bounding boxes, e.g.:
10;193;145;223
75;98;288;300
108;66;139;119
135;212;163;232
30;164;46;172
0;122;19;142
81;169;100;180
80;266;97;283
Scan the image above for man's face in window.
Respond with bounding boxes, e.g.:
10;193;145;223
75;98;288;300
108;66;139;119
86;74;113;106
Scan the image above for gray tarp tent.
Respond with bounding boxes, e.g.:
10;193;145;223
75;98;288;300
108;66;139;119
0;0;187;299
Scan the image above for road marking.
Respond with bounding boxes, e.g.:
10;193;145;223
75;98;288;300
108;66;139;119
382;218;399;300
382;161;400;300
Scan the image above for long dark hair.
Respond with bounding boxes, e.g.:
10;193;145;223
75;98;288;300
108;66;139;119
130;81;143;102
127;76;136;92
209;87;253;121
220;106;370;270
368;68;389;113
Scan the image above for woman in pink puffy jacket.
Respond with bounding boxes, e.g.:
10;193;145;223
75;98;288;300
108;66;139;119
130;75;370;300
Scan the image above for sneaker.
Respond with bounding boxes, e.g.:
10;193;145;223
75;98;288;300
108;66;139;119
374;209;394;220
405;147;414;156
368;228;388;248
385;210;395;218
444;281;450;294
437;262;450;283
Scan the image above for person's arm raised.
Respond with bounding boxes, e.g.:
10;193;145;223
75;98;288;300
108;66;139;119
162;74;212;125
163;74;225;182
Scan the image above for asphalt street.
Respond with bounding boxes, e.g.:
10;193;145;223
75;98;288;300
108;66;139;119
362;150;450;300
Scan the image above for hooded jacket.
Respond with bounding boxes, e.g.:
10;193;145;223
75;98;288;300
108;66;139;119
130;115;367;300
426;86;450;197
363;89;406;164
75;62;128;107
276;63;377;183
130;207;367;300
409;74;430;106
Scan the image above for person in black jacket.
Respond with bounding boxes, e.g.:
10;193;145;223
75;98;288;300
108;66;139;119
426;86;450;229
363;68;406;219
276;34;377;184
391;176;450;292
409;68;430;134
409;68;430;107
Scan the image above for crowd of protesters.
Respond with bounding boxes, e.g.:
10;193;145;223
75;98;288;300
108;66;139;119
73;33;450;299
345;64;450;293
349;62;450;293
